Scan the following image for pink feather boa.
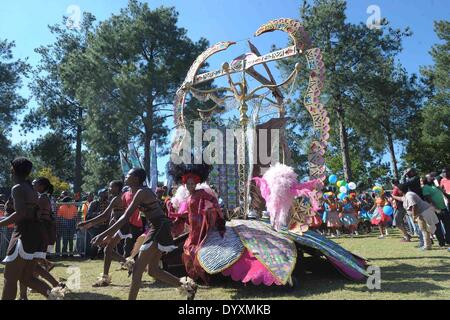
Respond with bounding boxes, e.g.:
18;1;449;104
252;163;323;231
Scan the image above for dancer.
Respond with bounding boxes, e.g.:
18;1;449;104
370;190;391;239
178;173;225;284
121;186;144;259
340;197;359;236
323;194;342;237
19;177;65;299
166;185;190;238
0;158;62;300
78;180;131;286
91;168;197;300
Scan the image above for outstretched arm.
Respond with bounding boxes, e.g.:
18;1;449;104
79;197;117;230
0;211;19;227
91;191;143;246
391;195;403;202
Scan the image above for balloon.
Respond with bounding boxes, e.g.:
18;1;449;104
339;186;348;194
328;175;338;184
372;186;383;194
383;205;394;216
338;193;347;200
337;180;343;187
348;182;356;190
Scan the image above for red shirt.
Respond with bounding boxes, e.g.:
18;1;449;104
392;186;403;209
122;191;142;228
392;186;402;197
440;177;450;195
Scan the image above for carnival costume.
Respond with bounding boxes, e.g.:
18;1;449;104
168;162;369;286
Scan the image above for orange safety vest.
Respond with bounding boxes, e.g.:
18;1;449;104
57;204;78;220
81;201;90;222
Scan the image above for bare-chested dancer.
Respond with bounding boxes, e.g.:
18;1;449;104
0;158;62;300
78;180;131;286
91;168;197;300
18;177;66;300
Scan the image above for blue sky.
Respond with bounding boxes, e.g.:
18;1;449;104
1;0;449;176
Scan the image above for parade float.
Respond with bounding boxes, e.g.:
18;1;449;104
163;18;369;287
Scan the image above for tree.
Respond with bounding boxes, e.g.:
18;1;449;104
65;1;209;179
351;59;422;179
325;132;390;188
33;167;70;196
22;14;96;193
82;151;121;192
28;132;75;181
0;39;29;186
277;0;410;181
404;20;450;172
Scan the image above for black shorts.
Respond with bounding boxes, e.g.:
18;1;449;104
140;215;177;253
3;220;45;262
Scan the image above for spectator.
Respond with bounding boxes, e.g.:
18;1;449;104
56;196;78;257
440;168;450;205
82;193;94;222
422;174;450;247
0;197;16;258
58;191;69;201
391;179;411;242
400;168;424;199
162;186;168;199
85;189;109;259
0;198;7;257
392;184;440;250
76;192;95;257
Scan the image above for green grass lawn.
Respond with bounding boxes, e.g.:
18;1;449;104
1;229;449;300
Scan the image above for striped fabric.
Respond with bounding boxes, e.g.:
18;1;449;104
197;227;245;274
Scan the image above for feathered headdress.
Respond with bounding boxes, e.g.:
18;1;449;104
168;157;212;185
253;163;323;231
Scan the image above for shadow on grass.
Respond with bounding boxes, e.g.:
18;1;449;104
370;256;450;261
346;262;450;295
212;253;450;299
208;256;354;300
64;291;121;300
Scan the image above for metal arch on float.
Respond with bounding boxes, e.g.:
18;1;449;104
172;18;330;219
254;18;329;182
174;41;236;127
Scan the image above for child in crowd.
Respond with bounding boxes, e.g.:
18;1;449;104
323;193;342;237
340;195;359;236
370;191;392;239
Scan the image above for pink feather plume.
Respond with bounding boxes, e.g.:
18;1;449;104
253;164;324;230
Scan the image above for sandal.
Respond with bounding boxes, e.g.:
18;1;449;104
177;277;198;300
57;282;66;290
117;261;130;271
47;287;65;300
92;274;112;287
123;258;135;277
